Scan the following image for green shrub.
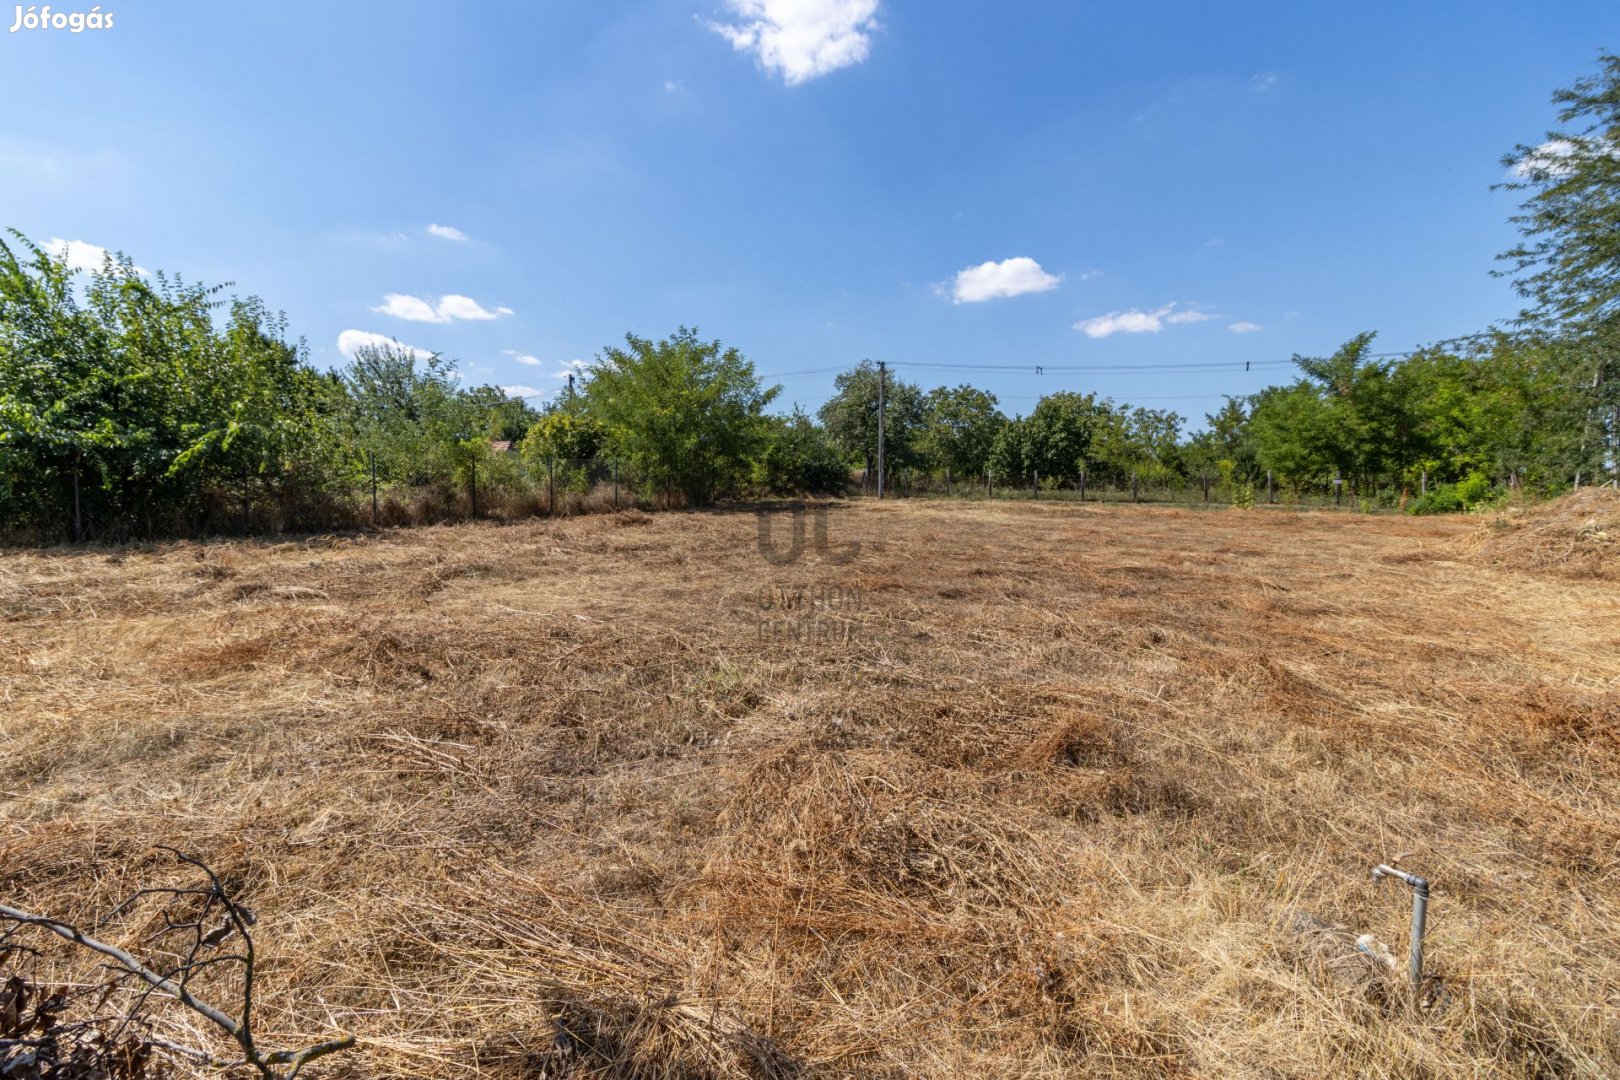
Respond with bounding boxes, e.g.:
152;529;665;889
1408;472;1501;515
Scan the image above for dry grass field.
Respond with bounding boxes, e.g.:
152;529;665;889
4;495;1620;1078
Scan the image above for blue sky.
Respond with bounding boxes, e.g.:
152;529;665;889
1;1;1613;425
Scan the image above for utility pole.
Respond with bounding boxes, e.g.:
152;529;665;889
876;361;887;500
567;372;576;403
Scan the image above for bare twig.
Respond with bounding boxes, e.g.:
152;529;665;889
1;848;356;1079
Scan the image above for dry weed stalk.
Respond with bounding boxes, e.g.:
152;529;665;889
1;849;354;1079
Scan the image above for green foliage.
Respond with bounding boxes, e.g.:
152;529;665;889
1498;53;1620;334
584;327;777;506
818;361;926;479
522;410;605;464
918;384;1004;481
752;408;849;494
1407;472;1501;515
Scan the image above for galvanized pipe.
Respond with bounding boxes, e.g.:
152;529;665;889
1372;864;1429;997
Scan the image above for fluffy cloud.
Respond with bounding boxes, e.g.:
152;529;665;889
501;385;543;399
1074;302;1217;339
427;224;469;241
373;293;513;323
1510;137;1620;179
337;329;434;360
1164;308;1216;325
709;0;879;85
550;358;590;380
948;257;1062;303
1228;321;1262;333
503;350;543;366
44;237;146;276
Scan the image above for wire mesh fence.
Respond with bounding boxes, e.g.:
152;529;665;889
863;468;1400;511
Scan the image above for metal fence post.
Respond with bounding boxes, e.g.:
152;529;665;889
370;451;378;525
548;457;556;516
470;460;478;519
1031;469;1037;500
613;460;619;510
1267;469;1274;503
1079;468;1086;502
1132;472;1139;503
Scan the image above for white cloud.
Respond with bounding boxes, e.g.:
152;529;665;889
1511;139;1578;179
664;79;685;92
947;256;1062;303
43;237;146;276
503;350;543;366
1076;268;1103;281
1229;321;1262;333
1074;302;1216;339
501;384;543;398
550;358;590;380
427;223;469;241
1510;137;1620;179
708;0;879;86
337;329;434;361
1251;73;1277;92
372;292;513;323
1164;308;1217;325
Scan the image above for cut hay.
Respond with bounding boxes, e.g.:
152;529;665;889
1467;487;1620;580
3;501;1619;1077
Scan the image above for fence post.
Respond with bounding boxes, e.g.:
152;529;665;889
470;460;478;519
1132;472;1139;503
1420;469;1427;497
1202;472;1209;503
1079;468;1086;502
1031;469;1038;500
986;467;992;498
370;451;378;525
71;459;82;543
1267;469;1274;503
613;460;619;510
946;467;952;496
548;457;556;516
1334;472;1342;507
241;471;250;534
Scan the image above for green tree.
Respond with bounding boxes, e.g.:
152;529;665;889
817;361;925;489
918;384;1004;484
1499;53;1620;481
584;327;777;506
752;408;849;494
1025;391;1116;484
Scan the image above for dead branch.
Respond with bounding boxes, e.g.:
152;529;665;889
1;849;355;1079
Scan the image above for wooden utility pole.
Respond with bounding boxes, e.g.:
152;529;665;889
876;361;887;500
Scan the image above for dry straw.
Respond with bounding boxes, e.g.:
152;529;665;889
3;496;1618;1077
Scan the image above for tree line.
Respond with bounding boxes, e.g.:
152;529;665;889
3;54;1617;540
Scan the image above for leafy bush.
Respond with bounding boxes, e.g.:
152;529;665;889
753;409;849;494
1408;472;1502;514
